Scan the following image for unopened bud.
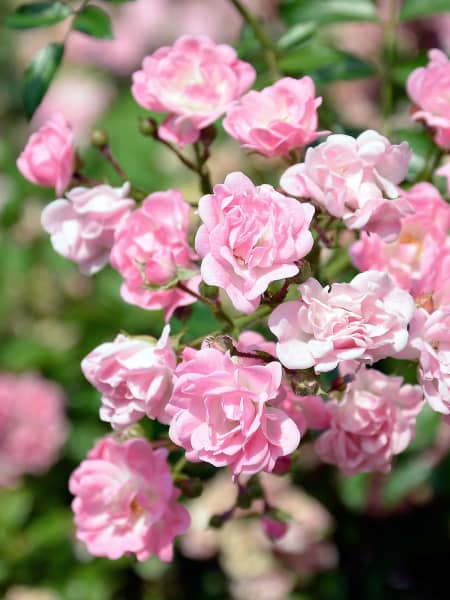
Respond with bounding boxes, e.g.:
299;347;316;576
261;514;288;540
91;129;108;148
139;117;158;137
272;455;292;475
209;514;225;529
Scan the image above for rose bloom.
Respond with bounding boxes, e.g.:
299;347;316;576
315;367;423;475
223;76;325;157
0;373;67;486
41;182;135;275
17;113;75;195
407;308;450;415
195;172;314;314
280;130;411;241
81;325;176;429
69;437;190;561
167;344;300;476
273;385;330;435
132;35;255;145
110;189;200;320
269;271;415;372
350;183;450;297
407;49;450;149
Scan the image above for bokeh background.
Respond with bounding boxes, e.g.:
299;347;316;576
2;0;450;598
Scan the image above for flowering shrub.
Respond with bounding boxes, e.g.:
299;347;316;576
6;0;450;597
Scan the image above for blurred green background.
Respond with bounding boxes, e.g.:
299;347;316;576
2;0;450;598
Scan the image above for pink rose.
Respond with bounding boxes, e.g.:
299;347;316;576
0;373;67;486
17;114;75;195
407;308;450;414
350;183;450;297
110;189;200;320
81;326;176;429
315;367;423;475
223;76;325;157
195;172;314;313
273;386;330;435
69;437;190;561
269;271;415;372
167;344;300;476
407;49;450;149
41;183;135;275
280;130;411;241
132;35;255;145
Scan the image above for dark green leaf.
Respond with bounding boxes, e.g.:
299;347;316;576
6;1;71;29
23;42;64;120
73;5;113;39
280;0;377;25
400;0;450;20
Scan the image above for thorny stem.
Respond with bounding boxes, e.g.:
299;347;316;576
228;0;281;81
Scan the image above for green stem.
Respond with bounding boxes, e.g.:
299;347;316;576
228;0;280;81
172;455;187;476
380;0;399;138
417;146;443;183
193;143;213;195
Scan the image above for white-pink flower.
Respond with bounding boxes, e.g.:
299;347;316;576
315;367;423;475
17;114;75;195
407;49;450;149
280;130;411;241
269;271;415;372
69;437;190;561
81;326;176;429
223;76;325;157
350;182;450;297
407;308;450;414
167;344;300;476
41;183;135;275
132;35;255;146
0;373;67;486
195;172;314;314
110;189;200;320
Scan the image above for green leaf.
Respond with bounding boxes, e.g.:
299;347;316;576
6;1;72;29
277;22;318;51
23;42;64;120
280;0;377;25
400;0;450;21
73;5;113;39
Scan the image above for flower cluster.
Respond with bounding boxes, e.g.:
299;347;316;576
15;33;450;566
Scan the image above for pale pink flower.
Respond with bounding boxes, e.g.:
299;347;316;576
69;437;190;561
17;114;75;195
407;49;450;149
350;183;450;297
167;344;300;476
132;35;255;145
0;373;67;486
41;183;135;275
315;367;423;475
81;326;176;429
269;271;415;372
223;77;325;157
407;308;450;414
280;130;411;240
273;386;330;435
110;190;200;320
195;172;314;314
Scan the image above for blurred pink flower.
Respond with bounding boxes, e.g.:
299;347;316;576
195;172;314;313
17;114;75;196
81;326;176;428
0;373;67;486
69;437;190;561
168;344;300;476
224;77;325;157
407;49;450;149
42;182;135;275
281;130;411;240
350;182;450;297
132;36;255;145
269;271;415;372
315;367;423;474
110;189;199;320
